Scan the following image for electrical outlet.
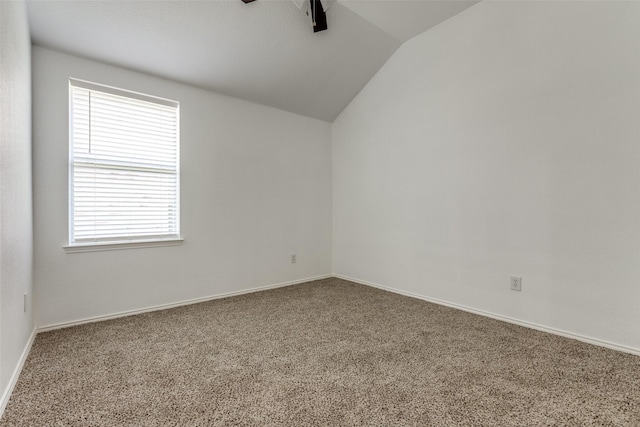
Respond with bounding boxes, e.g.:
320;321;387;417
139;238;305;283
291;254;297;264
510;276;522;292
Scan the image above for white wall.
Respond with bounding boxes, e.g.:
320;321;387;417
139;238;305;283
0;0;34;404
333;1;640;351
33;47;332;328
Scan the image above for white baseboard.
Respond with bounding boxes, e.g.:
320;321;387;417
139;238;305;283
0;328;36;418
334;274;640;357
38;274;332;333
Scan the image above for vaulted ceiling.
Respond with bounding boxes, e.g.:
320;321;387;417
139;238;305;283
26;0;478;122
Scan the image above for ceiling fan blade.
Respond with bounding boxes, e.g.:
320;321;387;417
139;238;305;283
310;0;327;33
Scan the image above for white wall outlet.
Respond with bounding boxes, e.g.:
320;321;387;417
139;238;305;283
23;293;28;312
291;254;297;264
510;276;522;292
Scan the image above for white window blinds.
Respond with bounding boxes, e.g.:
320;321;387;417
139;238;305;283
69;80;180;244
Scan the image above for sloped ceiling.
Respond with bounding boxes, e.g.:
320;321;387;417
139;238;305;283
26;0;478;122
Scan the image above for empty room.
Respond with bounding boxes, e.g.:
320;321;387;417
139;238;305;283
1;0;639;424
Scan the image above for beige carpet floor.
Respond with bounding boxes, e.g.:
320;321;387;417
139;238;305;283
1;278;639;426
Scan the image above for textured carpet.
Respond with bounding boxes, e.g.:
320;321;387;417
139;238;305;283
2;278;639;426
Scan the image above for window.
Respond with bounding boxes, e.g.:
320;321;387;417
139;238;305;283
68;79;180;250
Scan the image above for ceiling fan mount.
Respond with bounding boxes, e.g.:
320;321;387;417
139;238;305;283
241;0;330;33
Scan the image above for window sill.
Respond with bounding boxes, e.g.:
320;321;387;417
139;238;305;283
64;238;184;253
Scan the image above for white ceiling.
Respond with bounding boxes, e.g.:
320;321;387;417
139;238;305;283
26;0;478;122
340;0;479;42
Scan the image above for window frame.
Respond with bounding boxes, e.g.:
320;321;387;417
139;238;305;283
65;78;183;253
